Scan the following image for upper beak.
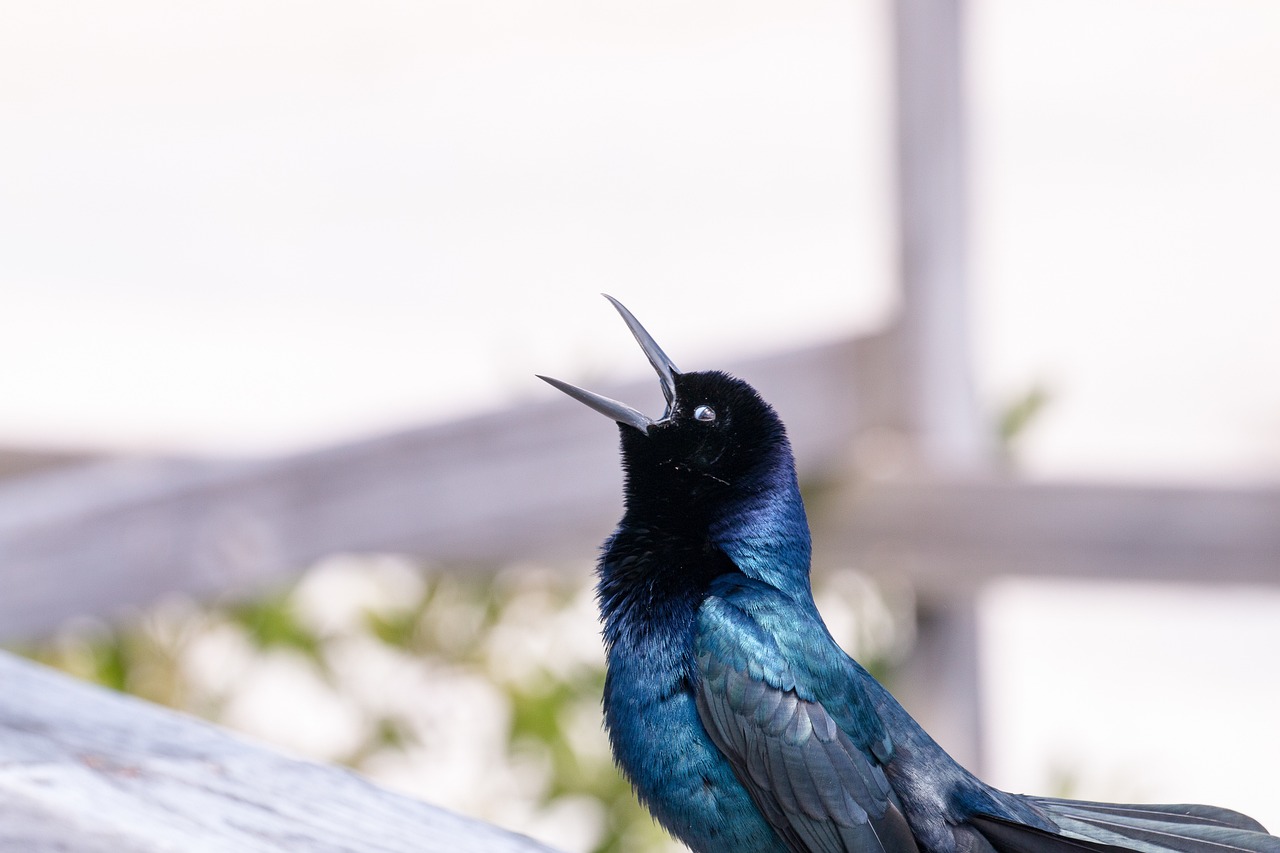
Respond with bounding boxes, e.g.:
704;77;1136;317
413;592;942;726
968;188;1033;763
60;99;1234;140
537;295;680;434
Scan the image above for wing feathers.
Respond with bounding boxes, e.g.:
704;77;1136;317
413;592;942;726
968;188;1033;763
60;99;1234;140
696;649;916;853
695;583;920;853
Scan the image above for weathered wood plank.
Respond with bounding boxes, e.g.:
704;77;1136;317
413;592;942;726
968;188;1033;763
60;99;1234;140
0;448;96;480
886;0;987;771
814;478;1280;592
0;651;560;853
889;0;987;473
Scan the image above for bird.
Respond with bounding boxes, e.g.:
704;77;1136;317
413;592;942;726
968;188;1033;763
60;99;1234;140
538;295;1279;853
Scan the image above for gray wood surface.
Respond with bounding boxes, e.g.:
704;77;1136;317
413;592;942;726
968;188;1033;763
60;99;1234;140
887;0;987;769
890;0;987;473
815;477;1280;593
0;651;560;853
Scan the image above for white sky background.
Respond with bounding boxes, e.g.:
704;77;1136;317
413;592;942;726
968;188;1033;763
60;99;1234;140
1;0;896;453
3;0;1280;842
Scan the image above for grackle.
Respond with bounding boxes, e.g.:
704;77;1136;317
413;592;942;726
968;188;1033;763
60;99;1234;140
539;296;1278;853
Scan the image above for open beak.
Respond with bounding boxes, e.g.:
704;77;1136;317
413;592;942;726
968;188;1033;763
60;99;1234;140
537;295;680;434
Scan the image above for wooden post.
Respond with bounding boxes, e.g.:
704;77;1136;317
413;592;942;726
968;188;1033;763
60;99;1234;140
886;0;987;771
889;0;987;474
890;589;985;771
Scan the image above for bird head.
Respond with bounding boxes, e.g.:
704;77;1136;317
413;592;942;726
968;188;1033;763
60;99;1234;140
538;296;791;512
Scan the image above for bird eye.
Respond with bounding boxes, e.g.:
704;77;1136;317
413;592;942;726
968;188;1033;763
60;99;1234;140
693;405;716;422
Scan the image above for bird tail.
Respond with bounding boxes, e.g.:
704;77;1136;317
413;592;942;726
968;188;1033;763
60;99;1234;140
970;796;1280;853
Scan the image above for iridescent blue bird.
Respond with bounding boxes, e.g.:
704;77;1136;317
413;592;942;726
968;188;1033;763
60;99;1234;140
539;296;1278;853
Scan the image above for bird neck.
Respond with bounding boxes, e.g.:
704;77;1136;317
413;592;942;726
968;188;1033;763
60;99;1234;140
601;440;815;647
707;447;814;603
597;521;736;653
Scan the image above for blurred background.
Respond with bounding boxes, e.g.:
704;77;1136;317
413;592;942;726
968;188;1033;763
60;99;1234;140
3;2;1279;852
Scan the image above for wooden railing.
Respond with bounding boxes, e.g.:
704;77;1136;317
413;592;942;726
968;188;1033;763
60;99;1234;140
0;652;559;853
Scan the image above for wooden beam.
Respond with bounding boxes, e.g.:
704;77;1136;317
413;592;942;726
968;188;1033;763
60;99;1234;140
0;448;97;480
0;651;559;853
813;478;1280;593
889;590;984;772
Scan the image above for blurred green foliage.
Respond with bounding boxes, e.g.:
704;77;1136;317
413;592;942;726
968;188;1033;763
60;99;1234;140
996;382;1053;466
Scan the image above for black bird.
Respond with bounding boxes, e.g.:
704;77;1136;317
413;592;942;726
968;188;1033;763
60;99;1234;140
539;296;1278;853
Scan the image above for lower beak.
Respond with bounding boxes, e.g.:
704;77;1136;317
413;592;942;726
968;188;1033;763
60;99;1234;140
537;295;680;434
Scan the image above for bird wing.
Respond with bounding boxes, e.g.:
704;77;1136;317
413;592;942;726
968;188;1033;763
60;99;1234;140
694;575;920;853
